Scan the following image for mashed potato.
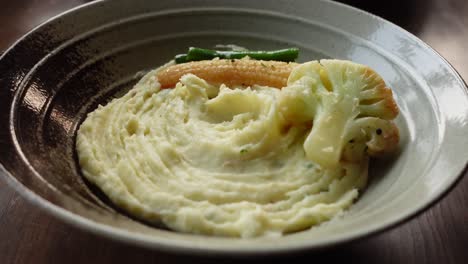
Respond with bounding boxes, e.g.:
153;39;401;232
76;60;398;237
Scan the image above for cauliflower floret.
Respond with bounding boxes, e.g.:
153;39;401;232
279;59;399;168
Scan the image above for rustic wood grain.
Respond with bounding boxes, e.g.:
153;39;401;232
1;0;467;263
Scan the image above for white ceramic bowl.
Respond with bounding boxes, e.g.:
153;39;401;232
0;0;467;255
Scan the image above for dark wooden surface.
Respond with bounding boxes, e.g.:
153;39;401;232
1;0;467;263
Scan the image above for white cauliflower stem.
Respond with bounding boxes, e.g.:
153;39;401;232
279;60;399;168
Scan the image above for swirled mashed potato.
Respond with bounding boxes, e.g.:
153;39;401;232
77;60;398;237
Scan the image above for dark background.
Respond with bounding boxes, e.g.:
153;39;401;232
1;0;467;263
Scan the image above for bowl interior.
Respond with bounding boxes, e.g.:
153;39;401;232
1;0;467;254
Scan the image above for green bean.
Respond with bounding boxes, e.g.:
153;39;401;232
174;54;188;64
174;47;299;63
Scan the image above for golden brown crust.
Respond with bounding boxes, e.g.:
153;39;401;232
156;59;297;89
383;94;399;119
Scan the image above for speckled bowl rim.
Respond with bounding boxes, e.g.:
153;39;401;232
1;0;467;256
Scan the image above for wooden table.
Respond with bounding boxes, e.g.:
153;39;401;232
1;0;467;263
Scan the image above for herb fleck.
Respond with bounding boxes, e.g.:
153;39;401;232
240;148;248;154
376;128;382;135
306;163;314;169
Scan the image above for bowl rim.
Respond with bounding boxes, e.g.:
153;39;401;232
1;0;467;255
